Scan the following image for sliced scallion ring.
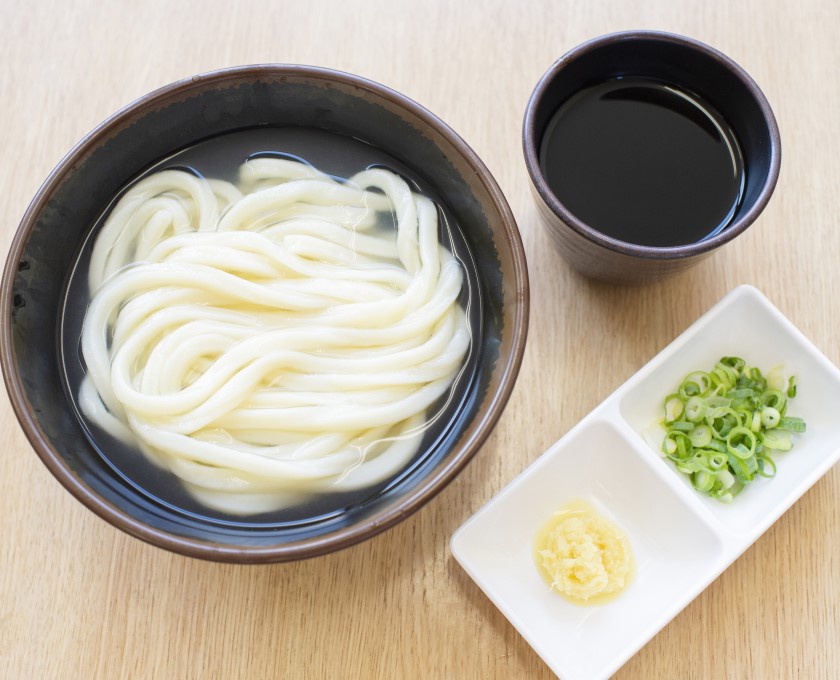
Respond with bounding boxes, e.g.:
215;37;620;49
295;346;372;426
684;396;706;422
679;371;712;400
664;394;684;423
726;426;757;459
688;425;712;448
760;407;781;429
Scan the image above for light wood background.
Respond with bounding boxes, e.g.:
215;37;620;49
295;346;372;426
1;1;838;678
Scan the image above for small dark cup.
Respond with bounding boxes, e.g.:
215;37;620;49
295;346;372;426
523;31;781;284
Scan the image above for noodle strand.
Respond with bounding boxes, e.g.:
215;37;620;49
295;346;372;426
79;159;469;514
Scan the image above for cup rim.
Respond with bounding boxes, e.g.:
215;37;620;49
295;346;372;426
522;30;782;260
1;64;530;563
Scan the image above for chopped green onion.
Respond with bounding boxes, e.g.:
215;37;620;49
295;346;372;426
684;396;706;422
721;357;746;371
760;390;787;413
778;416;806;433
726;452;753;484
663;431;692;460
715;468;735;488
688;425;712;448
756;454;777;478
656;356;805;502
679;371;712;399
708;407;739;440
726;426;757;459
761;429;792;451
705;396;731;409
704;438;727;453
760;407;780;429
693;470;714;492
708;453;728;470
726;388;755;400
664;394;684;423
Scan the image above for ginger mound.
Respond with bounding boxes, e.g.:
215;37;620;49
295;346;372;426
537;503;633;603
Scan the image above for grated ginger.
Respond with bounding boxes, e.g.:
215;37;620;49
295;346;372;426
535;500;633;603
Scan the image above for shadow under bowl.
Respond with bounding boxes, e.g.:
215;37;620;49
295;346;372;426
523;30;781;284
1;65;529;563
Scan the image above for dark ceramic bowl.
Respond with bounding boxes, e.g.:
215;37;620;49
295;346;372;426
523;31;781;284
1;65;529;563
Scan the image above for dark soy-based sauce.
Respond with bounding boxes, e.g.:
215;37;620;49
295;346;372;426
59;127;482;528
539;77;745;247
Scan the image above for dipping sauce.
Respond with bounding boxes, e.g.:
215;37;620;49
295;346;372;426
534;499;634;605
539;76;745;247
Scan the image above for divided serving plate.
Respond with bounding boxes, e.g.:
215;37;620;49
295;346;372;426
451;285;840;679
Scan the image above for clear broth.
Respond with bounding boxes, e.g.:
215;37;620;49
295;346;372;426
59;126;483;527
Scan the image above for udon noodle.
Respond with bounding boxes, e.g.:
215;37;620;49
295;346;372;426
78;158;469;514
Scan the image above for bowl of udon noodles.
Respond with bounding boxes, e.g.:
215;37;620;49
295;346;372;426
0;65;529;562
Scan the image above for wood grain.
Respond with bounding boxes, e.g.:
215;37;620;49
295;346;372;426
1;0;838;678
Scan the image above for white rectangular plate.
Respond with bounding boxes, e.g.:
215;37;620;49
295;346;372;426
450;285;840;680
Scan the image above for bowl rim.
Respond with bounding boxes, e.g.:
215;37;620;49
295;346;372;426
522;30;782;260
0;63;530;563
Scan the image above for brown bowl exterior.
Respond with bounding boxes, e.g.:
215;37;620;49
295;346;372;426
1;65;529;562
523;31;781;284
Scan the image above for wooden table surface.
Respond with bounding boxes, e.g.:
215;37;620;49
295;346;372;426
2;1;838;678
